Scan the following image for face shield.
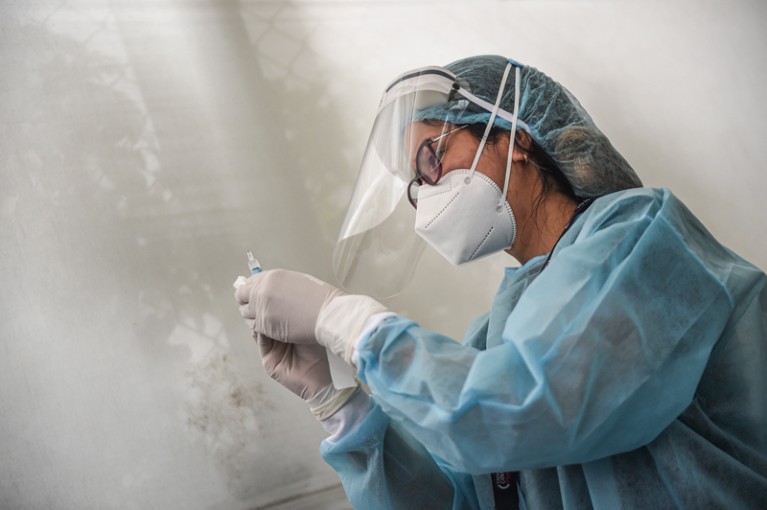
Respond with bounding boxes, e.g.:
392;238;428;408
333;65;519;298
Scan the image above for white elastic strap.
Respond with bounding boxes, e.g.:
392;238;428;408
499;66;522;209
458;88;529;132
468;62;512;181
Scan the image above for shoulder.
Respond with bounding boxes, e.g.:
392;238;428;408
586;187;667;223
556;187;716;267
569;188;763;293
576;187;697;237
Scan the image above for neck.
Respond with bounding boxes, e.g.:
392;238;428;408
507;191;577;265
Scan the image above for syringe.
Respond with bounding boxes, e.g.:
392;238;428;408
232;251;261;289
246;251;262;275
233;252;356;388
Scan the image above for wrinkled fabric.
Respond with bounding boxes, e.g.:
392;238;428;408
414;55;643;199
321;188;767;509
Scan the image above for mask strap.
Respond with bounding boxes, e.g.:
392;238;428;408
498;66;522;211
467;63;512;182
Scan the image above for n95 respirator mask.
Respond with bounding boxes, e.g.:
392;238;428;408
414;170;517;265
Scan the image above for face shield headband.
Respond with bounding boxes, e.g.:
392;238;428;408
380;66;528;145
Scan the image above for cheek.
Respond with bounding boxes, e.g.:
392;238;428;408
443;152;506;190
441;152;476;175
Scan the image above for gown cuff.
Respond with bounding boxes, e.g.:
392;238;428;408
350;312;398;366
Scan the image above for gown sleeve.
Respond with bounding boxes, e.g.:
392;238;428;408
354;189;735;474
320;391;481;510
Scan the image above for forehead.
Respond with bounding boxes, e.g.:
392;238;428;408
401;121;444;171
402;121;444;151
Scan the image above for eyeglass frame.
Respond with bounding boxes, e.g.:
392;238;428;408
406;124;468;209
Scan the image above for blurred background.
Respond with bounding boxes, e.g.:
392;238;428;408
1;0;765;508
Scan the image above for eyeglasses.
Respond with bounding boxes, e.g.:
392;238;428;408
407;124;468;208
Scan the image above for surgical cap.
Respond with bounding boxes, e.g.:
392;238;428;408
415;55;642;198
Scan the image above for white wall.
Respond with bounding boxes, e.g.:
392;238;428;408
1;1;764;508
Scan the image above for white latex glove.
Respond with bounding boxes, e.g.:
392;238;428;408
235;269;388;363
236;269;343;345
315;294;390;364
258;334;358;420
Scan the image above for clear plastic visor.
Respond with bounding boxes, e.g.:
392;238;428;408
332;67;468;297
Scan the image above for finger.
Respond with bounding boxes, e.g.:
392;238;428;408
239;303;255;319
234;283;250;305
235;280;256;305
245;270;269;284
232;276;248;290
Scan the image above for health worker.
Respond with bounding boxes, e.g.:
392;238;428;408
235;55;767;509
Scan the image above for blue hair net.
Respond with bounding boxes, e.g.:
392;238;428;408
415;55;642;198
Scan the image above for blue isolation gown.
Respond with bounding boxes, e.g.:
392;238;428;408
320;188;767;509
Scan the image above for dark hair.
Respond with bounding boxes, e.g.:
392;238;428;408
465;123;577;203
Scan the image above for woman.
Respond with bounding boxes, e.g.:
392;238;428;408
236;55;767;509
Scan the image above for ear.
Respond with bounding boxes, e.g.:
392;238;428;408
511;130;532;162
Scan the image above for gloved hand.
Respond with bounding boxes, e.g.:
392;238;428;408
257;334;358;420
236;269;388;363
236;269;343;344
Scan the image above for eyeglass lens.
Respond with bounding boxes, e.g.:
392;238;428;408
408;125;467;209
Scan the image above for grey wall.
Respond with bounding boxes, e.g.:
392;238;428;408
1;1;765;508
